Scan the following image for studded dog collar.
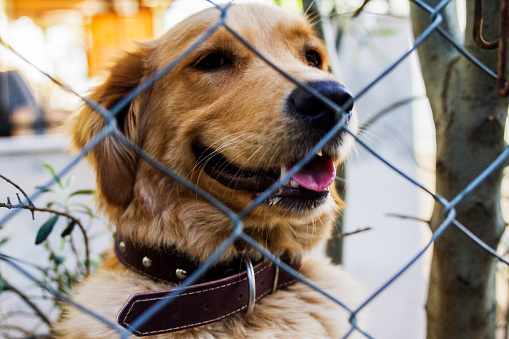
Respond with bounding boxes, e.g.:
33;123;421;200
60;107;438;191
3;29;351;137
114;234;301;336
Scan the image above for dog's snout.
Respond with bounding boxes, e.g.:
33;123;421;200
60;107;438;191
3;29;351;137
287;81;353;132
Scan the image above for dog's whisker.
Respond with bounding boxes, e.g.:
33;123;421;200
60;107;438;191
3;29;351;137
302;0;318;19
189;133;257;183
226;146;266;192
192;136;261;198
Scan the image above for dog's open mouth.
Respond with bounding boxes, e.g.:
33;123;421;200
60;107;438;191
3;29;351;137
193;143;336;210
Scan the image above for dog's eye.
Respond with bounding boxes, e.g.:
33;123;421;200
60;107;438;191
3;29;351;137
195;53;230;71
305;50;322;69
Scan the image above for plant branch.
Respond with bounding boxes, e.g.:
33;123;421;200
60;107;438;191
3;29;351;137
68;234;86;274
0;324;37;336
3;281;52;326
332;227;372;239
359;96;427;132
0;203;90;274
73;222;91;275
386;213;431;225
0;174;34;219
353;0;372;17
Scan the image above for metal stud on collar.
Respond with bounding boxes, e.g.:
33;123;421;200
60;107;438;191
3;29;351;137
243;254;256;316
142;256;152;268
175;268;187;280
118;241;127;254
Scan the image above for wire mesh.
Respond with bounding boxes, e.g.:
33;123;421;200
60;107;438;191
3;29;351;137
0;0;508;338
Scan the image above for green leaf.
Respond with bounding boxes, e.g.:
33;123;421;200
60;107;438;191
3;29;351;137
61;220;76;237
373;28;396;37
0;238;8;247
69;189;95;198
47;201;64;210
0;280;3;294
44;164;63;189
49;252;65;266
65;174;76;189
73;203;95;218
35;215;59;245
53;255;65;265
35;186;52;193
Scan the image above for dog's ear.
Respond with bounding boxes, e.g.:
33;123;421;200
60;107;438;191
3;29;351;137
70;47;152;208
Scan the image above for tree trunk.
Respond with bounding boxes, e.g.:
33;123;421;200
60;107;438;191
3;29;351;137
411;1;508;338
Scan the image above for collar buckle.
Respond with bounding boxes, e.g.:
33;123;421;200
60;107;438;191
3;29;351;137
243;254;256;315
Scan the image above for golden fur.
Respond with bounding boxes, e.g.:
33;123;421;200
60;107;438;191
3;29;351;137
55;4;365;338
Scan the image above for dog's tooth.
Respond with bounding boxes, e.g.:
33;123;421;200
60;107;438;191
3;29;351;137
267;196;282;206
317;150;323;157
290;179;299;188
280;165;290;184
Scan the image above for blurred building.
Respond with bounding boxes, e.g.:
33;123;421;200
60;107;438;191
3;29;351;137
0;0;173;135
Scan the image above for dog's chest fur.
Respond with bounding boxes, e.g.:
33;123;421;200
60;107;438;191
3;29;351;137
55;254;365;338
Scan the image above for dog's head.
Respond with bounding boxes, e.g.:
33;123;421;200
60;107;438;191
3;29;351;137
71;4;357;261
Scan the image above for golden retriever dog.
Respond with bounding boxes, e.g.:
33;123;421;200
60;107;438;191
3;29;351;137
55;3;365;338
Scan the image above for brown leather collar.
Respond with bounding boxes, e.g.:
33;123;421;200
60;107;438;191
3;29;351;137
114;235;301;336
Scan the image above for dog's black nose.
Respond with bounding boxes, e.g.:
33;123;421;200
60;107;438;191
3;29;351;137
287;81;353;132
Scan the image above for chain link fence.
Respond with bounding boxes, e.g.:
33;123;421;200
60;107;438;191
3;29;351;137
0;0;508;338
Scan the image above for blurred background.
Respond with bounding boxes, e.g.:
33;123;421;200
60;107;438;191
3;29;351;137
0;0;443;338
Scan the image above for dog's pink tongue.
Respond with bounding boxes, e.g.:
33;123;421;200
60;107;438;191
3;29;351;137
287;156;336;192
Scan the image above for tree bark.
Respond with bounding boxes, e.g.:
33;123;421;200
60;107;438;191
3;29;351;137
411;1;508;338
